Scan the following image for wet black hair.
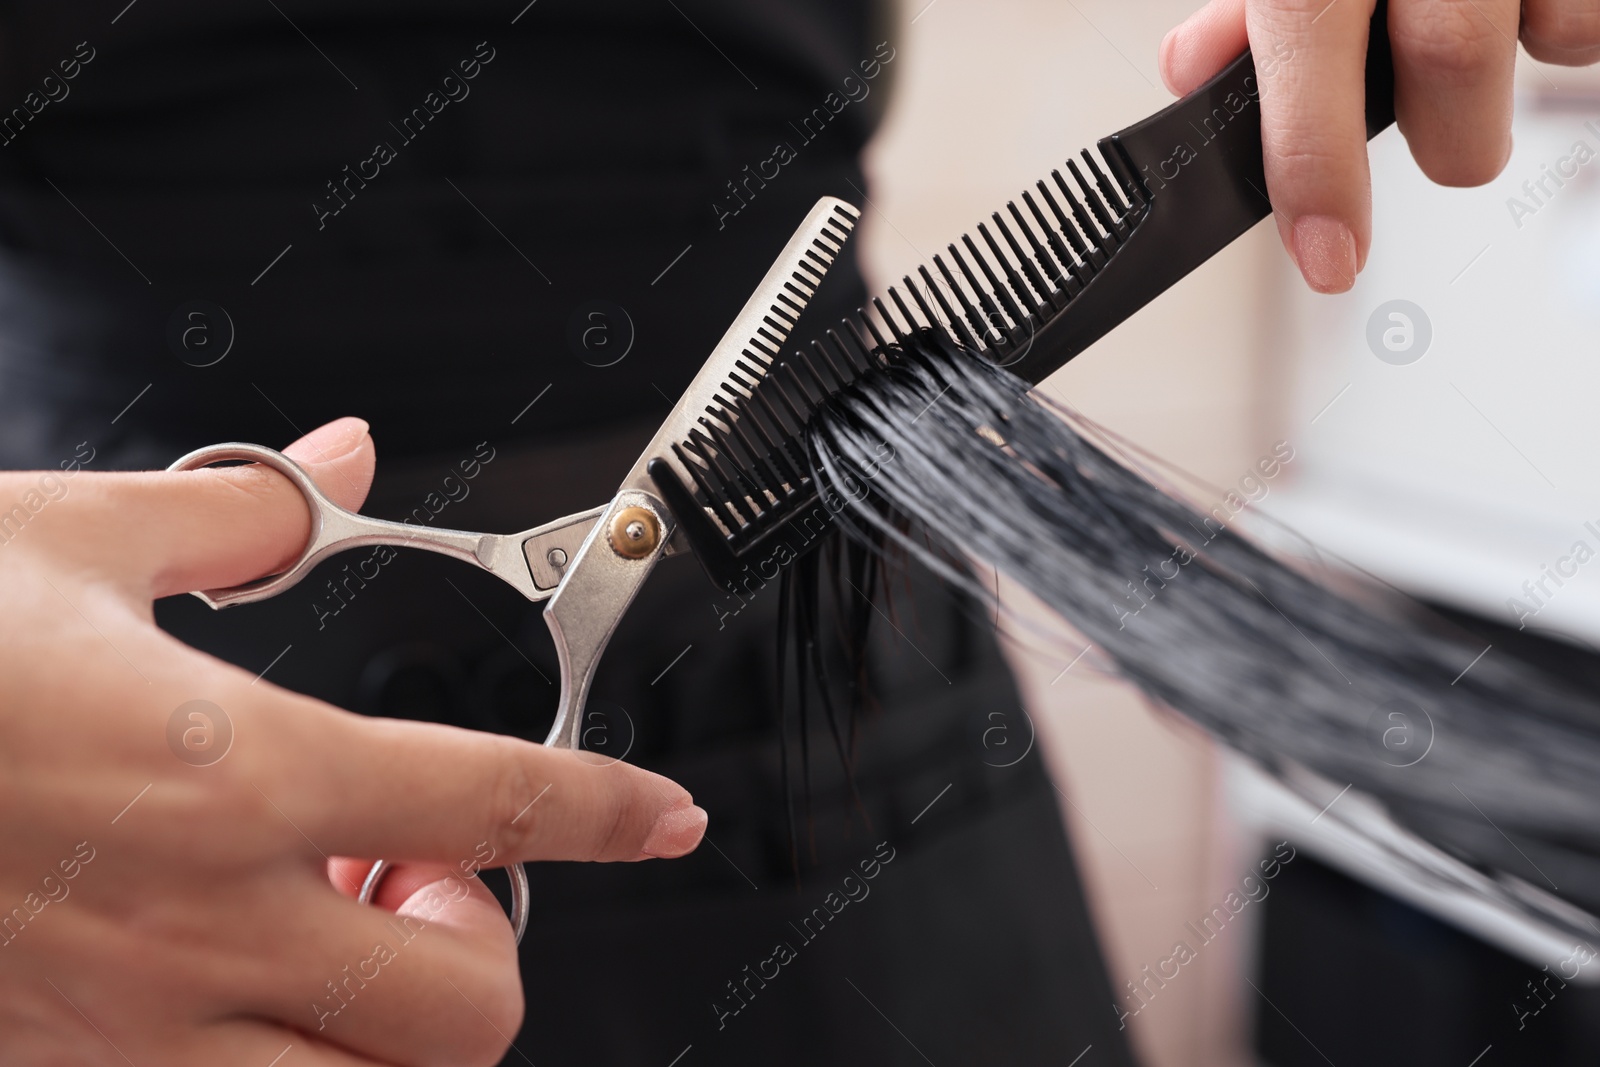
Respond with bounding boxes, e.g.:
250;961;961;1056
789;328;1600;918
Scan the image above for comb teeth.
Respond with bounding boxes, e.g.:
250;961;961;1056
663;141;1149;568
664;202;860;542
660;8;1404;595
858;143;1146;372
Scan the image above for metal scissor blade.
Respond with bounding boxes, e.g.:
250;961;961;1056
617;196;861;501
539;197;860;750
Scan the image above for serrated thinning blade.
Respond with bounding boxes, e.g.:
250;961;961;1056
538;199;858;749
619;196;860;501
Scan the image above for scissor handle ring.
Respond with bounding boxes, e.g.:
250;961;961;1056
171;443;535;944
166;442;341;609
359;859;531;944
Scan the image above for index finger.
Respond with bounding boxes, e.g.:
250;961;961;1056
1250;0;1380;293
262;698;708;866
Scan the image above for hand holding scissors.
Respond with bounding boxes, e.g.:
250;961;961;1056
0;417;707;1067
168;198;863;943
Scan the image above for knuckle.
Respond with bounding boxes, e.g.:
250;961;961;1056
1258;0;1338;19
1262;135;1361;202
480;742;651;861
174;730;253;811
223;767;302;850
154;762;291;871
1392;7;1506;83
483;736;544;856
205;463;286;509
1268;141;1347;181
590;774;636;860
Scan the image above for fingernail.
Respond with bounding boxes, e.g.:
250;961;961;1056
639;802;708;859
285;417;369;464
1292;216;1357;294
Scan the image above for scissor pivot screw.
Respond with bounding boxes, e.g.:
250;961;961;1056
609;506;660;559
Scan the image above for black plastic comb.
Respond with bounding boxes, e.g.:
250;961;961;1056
653;5;1398;595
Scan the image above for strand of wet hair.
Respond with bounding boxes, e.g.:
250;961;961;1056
798;328;1600;882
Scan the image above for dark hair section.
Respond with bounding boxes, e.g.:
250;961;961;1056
792;327;1600;915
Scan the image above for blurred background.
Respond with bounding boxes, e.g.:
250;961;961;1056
859;1;1600;1063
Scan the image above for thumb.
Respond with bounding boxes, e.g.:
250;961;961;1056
79;417;377;601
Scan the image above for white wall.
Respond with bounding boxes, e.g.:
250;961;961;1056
1263;65;1600;653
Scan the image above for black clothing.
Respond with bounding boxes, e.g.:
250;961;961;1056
0;3;1137;1063
0;0;888;463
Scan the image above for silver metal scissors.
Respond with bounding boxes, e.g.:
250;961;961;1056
167;198;860;941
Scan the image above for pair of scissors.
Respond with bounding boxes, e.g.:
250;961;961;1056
168;198;860;941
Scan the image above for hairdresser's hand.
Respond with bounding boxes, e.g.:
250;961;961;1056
1161;0;1600;292
0;416;707;1067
